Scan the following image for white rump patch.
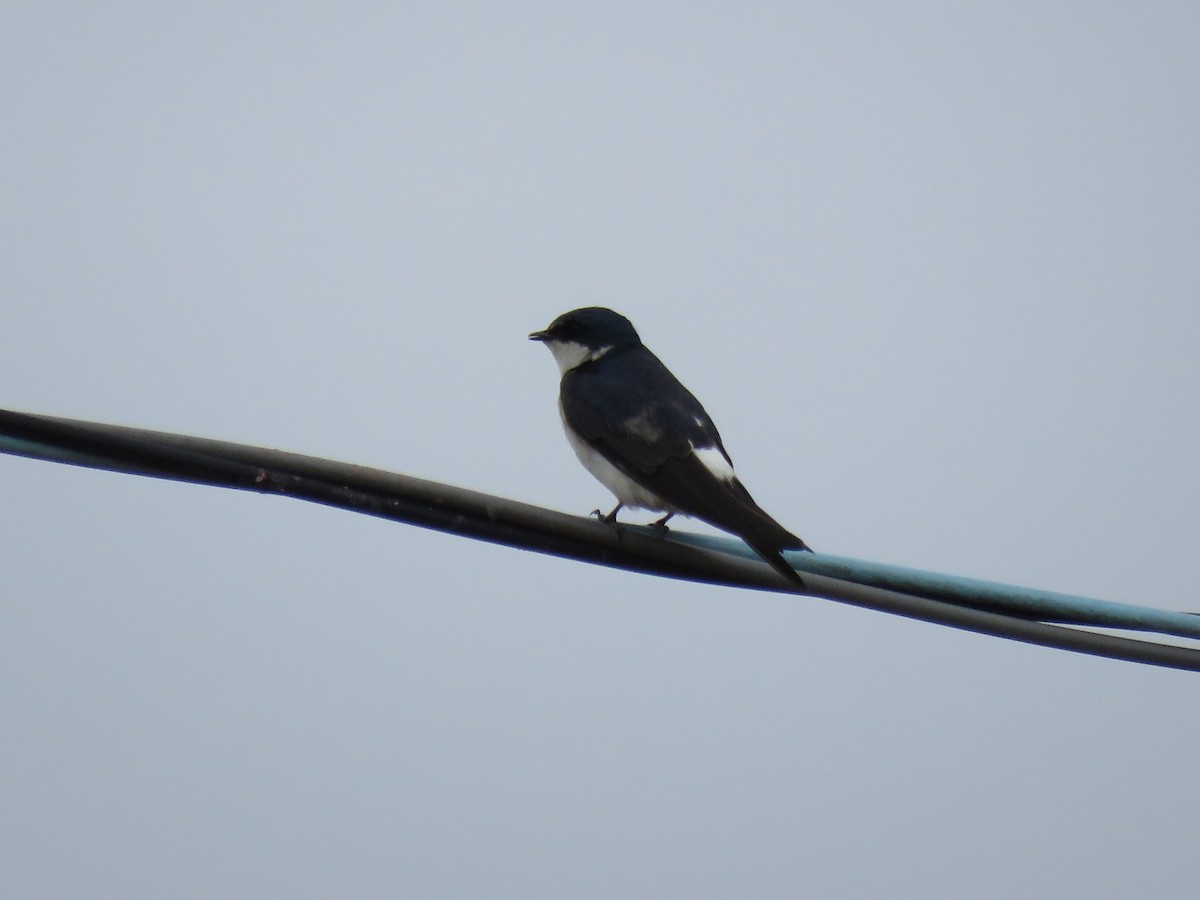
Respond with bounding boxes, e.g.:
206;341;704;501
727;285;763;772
692;445;736;482
543;340;612;375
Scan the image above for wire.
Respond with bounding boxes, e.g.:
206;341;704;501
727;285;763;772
668;532;1200;639
2;407;1198;672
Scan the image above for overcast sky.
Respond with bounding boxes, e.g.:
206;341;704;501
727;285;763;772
3;3;1199;897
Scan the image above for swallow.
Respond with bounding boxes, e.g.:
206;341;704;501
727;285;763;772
530;307;811;584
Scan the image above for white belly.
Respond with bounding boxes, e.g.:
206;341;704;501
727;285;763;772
559;402;674;513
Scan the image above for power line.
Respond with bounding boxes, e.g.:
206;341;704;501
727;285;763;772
2;406;1197;672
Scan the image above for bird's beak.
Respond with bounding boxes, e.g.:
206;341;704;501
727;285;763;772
528;330;548;342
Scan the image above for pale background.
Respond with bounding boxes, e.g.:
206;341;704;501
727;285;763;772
2;3;1198;897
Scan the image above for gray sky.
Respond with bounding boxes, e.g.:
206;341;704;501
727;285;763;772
3;3;1198;897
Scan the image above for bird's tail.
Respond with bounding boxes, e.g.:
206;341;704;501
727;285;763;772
745;538;807;588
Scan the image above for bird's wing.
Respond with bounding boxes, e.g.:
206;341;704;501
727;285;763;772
562;349;806;553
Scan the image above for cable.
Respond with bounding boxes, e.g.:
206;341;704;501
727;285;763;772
2;407;1198;672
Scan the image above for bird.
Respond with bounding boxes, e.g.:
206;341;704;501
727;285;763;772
529;306;811;585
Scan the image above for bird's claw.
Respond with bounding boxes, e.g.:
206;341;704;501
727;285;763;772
591;506;625;540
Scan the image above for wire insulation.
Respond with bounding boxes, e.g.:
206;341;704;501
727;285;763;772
2;407;1197;672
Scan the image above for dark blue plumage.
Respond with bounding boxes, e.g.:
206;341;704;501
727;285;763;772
531;307;810;585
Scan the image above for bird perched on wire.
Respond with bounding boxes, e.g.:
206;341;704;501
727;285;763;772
530;306;811;585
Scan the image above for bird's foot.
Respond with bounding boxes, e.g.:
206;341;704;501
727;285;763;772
591;504;625;539
649;512;674;537
591;503;624;524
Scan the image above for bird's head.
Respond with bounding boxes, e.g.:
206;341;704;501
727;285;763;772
529;307;642;375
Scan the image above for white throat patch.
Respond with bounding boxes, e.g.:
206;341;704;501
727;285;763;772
544;340;613;375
